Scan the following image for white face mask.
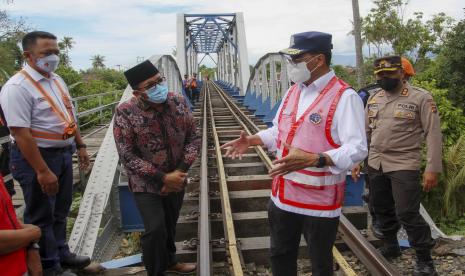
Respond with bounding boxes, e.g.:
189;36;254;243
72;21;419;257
287;55;320;84
36;54;60;73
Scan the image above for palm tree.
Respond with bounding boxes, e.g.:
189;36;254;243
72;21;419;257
91;55;106;69
61;37;75;52
58;36;75;67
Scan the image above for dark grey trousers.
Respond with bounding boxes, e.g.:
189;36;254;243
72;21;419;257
268;201;339;276
368;166;435;251
133;191;185;276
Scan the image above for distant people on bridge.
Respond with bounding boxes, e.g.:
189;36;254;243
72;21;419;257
221;31;368;276
0;31;91;276
114;60;200;276
352;55;442;276
190;73;200;103
182;74;192;100
0;175;43;276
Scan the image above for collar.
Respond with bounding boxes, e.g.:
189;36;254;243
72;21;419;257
24;63;57;82
299;70;336;93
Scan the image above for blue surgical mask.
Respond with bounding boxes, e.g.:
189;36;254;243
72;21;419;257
146;84;168;103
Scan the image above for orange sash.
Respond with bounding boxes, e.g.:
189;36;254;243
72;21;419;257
20;70;77;140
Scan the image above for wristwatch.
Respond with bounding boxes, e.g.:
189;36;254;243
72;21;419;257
27;242;40;250
76;144;87;149
316;153;327;168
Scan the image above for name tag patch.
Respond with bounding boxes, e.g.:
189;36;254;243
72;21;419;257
394;110;415;120
368;103;379;110
396;103;416;111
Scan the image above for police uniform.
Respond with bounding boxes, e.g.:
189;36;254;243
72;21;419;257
366;56;442;260
0;64;78;270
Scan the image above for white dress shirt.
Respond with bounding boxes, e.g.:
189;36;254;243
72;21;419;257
0;64;76;148
257;70;368;174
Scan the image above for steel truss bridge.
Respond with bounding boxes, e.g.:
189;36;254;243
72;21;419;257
24;12;446;276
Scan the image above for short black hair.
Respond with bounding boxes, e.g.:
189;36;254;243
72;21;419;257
22;31;57;51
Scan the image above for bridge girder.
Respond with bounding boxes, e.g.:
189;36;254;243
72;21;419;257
176;13;250;95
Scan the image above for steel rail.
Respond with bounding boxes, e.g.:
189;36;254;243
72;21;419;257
339;215;399;276
207;83;244;276
198;84;212;275
209;81;399;276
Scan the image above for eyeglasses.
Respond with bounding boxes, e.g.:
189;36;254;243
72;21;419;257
139;78;163;91
286;54;321;66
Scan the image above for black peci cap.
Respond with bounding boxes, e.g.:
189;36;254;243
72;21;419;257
124;60;159;89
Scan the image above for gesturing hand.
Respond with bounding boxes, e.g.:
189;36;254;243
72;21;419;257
220;131;250;160
269;144;317;178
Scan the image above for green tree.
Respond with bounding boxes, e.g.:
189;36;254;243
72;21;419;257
58;36;75;67
91;55;105;69
332;65;357;88
198;64;215;79
0;10;29;84
361;0;453;63
433;18;465;112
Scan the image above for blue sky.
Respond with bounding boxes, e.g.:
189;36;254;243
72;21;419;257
3;0;464;70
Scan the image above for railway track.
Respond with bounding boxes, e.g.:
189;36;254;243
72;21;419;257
180;81;401;275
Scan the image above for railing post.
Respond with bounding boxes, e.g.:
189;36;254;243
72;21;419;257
99;95;103;124
73;98;88;187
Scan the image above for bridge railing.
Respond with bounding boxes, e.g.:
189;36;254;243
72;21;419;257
69;54;184;260
72;90;123;129
216;53;291;126
245;53;290;124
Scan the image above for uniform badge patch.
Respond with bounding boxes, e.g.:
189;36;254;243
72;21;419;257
309;113;322;124
400;88;409;96
427;99;438;113
396;103;416;111
394;110;415;120
368;103;379;110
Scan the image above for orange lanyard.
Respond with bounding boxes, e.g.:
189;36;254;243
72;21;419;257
20;70;76;128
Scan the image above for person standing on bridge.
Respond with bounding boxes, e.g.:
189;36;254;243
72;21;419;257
221;31;367;276
190;73;200;103
114;60;200;276
354;56;441;276
0;31;91;276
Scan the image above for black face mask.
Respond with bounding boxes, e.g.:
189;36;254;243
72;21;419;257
377;77;400;92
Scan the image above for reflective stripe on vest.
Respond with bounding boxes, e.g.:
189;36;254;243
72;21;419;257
272;77;349;211
20;70;77;140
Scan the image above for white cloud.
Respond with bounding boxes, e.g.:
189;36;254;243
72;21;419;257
3;0;464;69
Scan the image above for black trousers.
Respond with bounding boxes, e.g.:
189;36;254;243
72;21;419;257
133;191;185;276
368;166;434;251
268;201;339;276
